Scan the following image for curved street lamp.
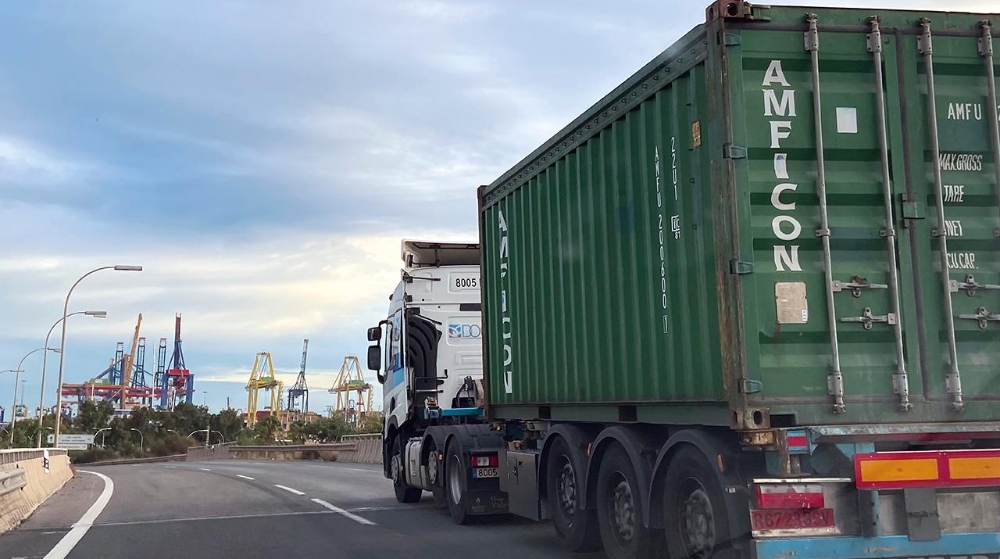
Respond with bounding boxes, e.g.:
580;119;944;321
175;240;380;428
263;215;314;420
10;347;58;446
94;427;112;447
129;428;144;453
36;311;106;447
53;265;142;446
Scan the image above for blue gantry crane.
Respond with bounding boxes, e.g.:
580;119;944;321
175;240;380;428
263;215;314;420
286;339;309;414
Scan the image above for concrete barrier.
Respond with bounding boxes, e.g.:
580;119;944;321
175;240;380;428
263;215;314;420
186;445;231;461
338;434;382;464
187;443;355;462
86;454;187;466
0;448;73;536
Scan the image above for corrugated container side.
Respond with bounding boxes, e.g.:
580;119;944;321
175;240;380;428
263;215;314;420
481;27;728;423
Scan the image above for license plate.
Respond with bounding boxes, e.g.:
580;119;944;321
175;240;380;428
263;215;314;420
473;467;498;479
751;508;834;530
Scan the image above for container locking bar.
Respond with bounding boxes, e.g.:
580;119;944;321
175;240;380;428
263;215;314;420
957;307;1000;330
832;275;888;298
919;18;964;412
805;14;845;414
867;18;911;411
840;307;897;331
950;275;1000;296
980;21;1000;239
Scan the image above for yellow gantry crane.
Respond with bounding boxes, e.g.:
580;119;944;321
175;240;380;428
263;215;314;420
246;352;283;428
329;355;373;426
118;313;143;410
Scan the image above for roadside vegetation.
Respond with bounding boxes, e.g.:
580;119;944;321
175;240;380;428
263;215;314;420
0;400;383;464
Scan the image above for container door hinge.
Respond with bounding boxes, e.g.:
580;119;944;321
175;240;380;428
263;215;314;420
730;259;754;275
723;143;747;159
739;379;763;394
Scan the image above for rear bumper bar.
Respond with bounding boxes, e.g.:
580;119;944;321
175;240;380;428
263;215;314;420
754;532;1000;559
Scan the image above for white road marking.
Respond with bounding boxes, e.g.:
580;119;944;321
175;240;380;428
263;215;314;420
43;470;114;559
199;468;211;471
274;484;305;495
236;474;255;480
96;510;333;527
311;498;376;525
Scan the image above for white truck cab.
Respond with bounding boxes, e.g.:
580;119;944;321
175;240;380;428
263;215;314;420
367;240;485;486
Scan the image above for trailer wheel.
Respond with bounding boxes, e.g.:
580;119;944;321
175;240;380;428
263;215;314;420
426;440;447;509
546;437;600;551
391;435;421;504
662;446;731;559
445;439;470;524
596;444;658;559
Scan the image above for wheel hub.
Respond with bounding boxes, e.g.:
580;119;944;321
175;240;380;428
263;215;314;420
682;486;716;559
557;462;577;516
611;478;636;543
391;454;401;484
427;452;439;485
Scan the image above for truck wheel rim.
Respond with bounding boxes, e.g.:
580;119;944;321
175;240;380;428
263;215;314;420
557;459;577;516
427;451;439;485
610;475;636;544
681;482;715;559
391;454;401;485
448;454;463;505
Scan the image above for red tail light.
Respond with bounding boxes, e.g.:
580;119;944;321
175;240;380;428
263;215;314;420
755;483;825;509
471;454;498;468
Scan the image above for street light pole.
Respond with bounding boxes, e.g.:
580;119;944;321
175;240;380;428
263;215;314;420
129;428;144;453
54;265;142;447
10;347;56;446
37;311;106;447
94;427;111;447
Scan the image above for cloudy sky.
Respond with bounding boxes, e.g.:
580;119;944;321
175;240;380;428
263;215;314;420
0;0;994;418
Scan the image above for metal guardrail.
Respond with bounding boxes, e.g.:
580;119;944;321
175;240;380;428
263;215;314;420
340;434;381;441
0;468;27;497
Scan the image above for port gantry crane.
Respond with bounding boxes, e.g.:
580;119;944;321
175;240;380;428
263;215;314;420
329;355;373;427
246;351;282;428
286;339;309;419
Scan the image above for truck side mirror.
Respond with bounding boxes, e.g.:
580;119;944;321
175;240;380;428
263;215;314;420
367;344;382;374
367;326;381;342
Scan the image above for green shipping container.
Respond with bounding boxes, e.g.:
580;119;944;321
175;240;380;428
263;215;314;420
479;2;1000;429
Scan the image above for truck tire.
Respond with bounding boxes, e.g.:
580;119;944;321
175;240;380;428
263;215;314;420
445;439;470;524
596;444;659;559
662;446;732;559
392;435;421;504
546;436;600;552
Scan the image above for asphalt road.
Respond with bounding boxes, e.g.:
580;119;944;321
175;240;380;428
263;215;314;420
1;459;603;559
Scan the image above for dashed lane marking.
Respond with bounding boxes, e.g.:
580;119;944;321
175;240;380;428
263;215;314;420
236;474;255;480
311;498;376;526
274;484;305;496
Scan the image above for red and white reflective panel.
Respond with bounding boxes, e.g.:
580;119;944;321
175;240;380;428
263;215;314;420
755;483;825;510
